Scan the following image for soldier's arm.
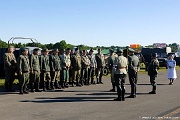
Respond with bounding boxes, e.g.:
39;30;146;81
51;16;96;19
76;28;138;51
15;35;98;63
4;54;11;67
17;56;22;75
29;55;33;72
49;55;55;71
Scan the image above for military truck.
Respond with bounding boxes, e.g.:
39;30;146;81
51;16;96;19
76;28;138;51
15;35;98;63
141;47;171;70
0;37;40;78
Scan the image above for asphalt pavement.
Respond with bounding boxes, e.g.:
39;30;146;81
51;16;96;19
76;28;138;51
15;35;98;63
0;70;180;120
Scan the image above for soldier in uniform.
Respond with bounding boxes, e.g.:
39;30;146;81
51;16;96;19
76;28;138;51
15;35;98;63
60;48;71;88
147;53;159;94
4;46;17;92
95;48;105;84
49;49;61;89
40;48;52;91
107;49;117;92
17;48;30;94
88;49;97;84
29;48;41;92
81;50;90;85
127;48;140;98
114;48;128;101
71;48;82;86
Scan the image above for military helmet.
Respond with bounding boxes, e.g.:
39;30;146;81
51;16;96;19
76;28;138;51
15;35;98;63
116;48;123;53
128;48;135;52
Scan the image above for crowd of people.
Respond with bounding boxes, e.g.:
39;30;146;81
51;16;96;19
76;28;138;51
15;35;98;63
3;45;177;101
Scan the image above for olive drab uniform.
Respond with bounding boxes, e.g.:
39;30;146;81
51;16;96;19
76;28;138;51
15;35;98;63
107;53;117;91
114;54;128;101
95;53;105;84
71;53;82;86
50;54;61;89
4;52;17;91
128;53;140;98
29;53;41;92
17;54;30;94
148;58;159;94
61;53;71;88
81;54;90;85
40;54;52;90
88;53;97;84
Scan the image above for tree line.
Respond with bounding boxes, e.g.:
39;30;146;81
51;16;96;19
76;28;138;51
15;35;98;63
0;39;179;52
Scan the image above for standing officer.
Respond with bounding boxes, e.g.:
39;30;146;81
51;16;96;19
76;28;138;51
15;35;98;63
71;48;82;86
81;50;90;85
95;48;105;84
40;48;52;91
114;48;128;101
4;46;17;92
88;48;97;84
61;48;71;88
50;49;61;89
17;48;30;94
29;48;41;92
127;48;140;98
147;53;159;94
107;49;117;92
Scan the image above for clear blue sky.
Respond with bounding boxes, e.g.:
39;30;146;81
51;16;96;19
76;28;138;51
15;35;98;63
0;0;180;47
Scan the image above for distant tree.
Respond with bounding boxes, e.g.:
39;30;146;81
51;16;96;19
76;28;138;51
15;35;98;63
0;39;8;48
168;43;178;52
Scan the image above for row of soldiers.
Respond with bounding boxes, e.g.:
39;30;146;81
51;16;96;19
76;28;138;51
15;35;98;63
107;48;159;101
4;46;106;94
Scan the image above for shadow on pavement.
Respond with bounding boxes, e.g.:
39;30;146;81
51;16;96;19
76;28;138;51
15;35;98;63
20;96;115;103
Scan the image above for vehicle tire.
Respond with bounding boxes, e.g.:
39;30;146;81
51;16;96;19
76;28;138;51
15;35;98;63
103;68;108;76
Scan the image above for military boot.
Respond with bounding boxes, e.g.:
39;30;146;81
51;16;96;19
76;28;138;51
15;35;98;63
30;82;35;92
23;84;29;94
47;81;52;90
99;77;103;84
35;82;42;92
43;82;47;91
110;83;115;92
149;86;156;94
55;81;61;89
96;78;99;84
5;82;9;91
8;82;15;92
51;82;55;90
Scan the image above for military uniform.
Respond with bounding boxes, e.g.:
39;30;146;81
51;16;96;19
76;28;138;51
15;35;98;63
4;46;17;92
50;49;61;89
40;49;52;91
88;49;97;84
114;49;128;101
127;48;140;98
81;51;90;85
71;50;82;86
17;48;30;94
107;49;117;91
148;53;159;94
29;48;41;92
61;49;71;88
95;49;105;84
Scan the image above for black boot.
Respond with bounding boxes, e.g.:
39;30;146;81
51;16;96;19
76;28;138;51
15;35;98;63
30;83;35;92
96;78;99;84
99;77;103;84
76;81;81;87
61;81;65;89
127;86;136;98
64;82;68;88
43;82;47;91
55;81;61;89
8;82;15;92
47;81;52;90
110;83;115;92
23;84;29;94
5;82;9;91
91;78;95;84
149;86;156;94
35;82;42;92
122;86;125;101
51;82;55;90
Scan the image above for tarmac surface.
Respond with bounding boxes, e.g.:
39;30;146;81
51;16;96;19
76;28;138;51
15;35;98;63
0;70;180;120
